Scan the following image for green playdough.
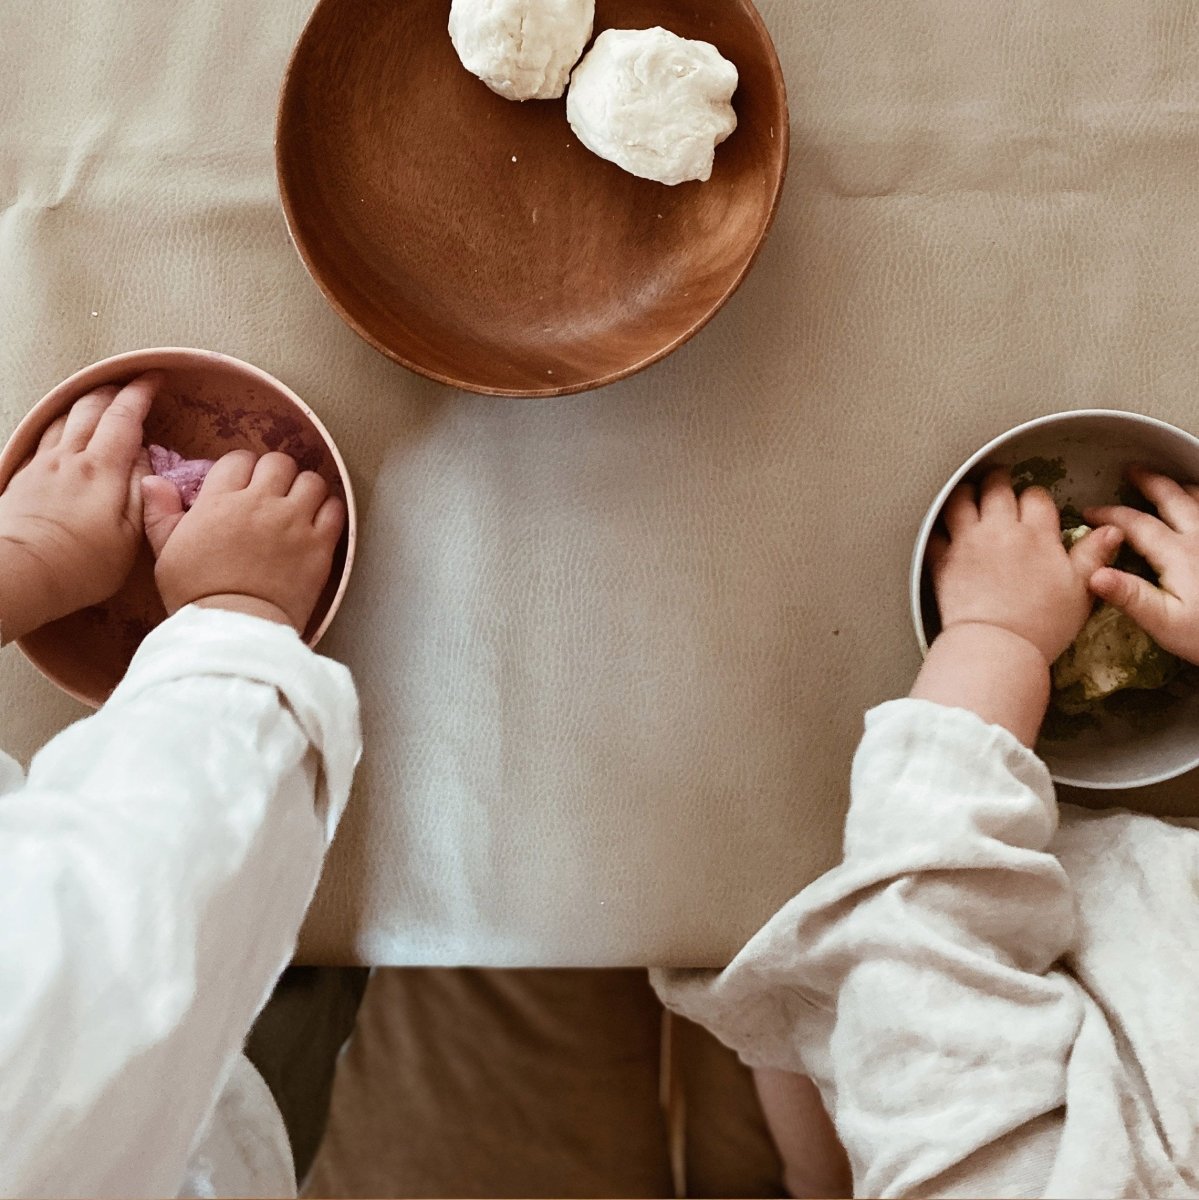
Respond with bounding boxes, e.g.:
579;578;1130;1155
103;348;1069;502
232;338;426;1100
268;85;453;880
1011;455;1067;493
1044;520;1181;737
1053;598;1177;705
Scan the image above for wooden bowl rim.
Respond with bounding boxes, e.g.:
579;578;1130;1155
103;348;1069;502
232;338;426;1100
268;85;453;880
275;0;791;398
1;347;357;705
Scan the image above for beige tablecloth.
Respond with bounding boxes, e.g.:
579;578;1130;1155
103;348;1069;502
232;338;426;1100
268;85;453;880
4;1;1199;966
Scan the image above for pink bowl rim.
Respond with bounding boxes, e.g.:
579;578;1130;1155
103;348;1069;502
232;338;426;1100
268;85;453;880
4;347;357;702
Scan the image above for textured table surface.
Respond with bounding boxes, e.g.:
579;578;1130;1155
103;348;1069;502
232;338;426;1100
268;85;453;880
4;0;1199;964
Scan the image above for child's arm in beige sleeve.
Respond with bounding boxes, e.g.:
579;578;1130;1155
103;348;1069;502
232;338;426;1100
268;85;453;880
657;698;1089;1198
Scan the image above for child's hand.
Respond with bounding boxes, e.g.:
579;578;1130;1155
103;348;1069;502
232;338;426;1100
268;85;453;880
930;468;1122;665
1085;466;1199;664
143;449;345;633
0;375;159;642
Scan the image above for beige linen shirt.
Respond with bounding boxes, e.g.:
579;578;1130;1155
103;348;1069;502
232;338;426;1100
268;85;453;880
657;700;1199;1198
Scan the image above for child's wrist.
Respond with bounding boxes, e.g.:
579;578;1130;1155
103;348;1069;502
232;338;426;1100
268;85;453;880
192;594;295;629
913;622;1051;748
937;620;1052;668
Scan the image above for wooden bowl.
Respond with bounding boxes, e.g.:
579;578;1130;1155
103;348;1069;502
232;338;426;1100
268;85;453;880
0;348;356;707
276;0;789;397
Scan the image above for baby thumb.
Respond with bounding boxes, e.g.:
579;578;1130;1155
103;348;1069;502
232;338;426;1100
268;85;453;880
1089;566;1176;642
1069;524;1122;580
142;476;185;558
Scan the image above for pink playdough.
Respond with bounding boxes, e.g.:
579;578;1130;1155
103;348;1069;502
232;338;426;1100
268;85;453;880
148;445;215;509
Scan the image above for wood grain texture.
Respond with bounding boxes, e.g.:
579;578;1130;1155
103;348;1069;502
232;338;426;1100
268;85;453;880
276;0;789;396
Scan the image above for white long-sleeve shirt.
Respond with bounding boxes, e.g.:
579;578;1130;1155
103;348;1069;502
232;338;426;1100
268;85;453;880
656;699;1199;1198
0;605;361;1199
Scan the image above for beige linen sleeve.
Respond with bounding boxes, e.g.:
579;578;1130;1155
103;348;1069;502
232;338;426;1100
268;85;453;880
656;700;1092;1197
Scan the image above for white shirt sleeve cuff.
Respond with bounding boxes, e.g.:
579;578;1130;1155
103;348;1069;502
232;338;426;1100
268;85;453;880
109;604;361;841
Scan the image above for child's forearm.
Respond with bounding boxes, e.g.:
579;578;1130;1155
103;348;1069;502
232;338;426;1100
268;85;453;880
910;623;1050;747
656;698;1075;1198
0;538;63;643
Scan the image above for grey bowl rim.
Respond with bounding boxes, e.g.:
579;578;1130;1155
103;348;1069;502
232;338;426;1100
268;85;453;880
909;407;1199;791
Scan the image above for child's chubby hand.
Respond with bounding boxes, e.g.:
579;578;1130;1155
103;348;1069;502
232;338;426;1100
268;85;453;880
1085;466;1199;665
931;467;1123;665
143;449;345;633
0;374;160;642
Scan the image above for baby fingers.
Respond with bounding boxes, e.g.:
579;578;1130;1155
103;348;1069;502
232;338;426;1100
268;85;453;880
1083;504;1175;570
88;374;162;467
1068;524;1122;581
61;386;120;452
288;471;329;518
1090;567;1182;652
1124;466;1199;534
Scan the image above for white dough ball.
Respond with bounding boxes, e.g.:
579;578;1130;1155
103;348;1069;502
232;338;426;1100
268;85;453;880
566;27;739;185
449;0;595;101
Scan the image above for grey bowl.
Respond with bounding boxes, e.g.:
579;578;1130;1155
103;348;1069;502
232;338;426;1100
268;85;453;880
911;409;1199;789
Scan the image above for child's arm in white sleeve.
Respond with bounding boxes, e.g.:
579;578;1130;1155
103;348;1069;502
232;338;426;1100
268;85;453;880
0;605;360;1200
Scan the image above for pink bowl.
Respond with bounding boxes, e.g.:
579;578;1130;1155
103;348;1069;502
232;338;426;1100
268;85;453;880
0;348;357;707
